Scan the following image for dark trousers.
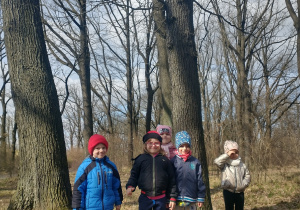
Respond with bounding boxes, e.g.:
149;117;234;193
138;194;167;210
223;189;244;210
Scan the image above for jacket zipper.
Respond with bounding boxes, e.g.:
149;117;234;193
100;162;105;209
104;171;107;188
153;156;156;196
234;166;237;193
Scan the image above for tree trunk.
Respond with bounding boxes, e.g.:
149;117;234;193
153;0;173;127
1;0;72;209
11;120;17;162
78;0;93;155
0;83;7;168
165;0;212;209
285;0;300;77
125;0;134;165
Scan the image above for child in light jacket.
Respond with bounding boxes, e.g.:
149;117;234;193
171;131;206;209
214;140;251;210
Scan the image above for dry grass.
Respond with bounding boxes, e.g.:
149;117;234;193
1;163;299;210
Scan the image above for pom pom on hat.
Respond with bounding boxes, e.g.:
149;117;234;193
143;131;162;143
175;131;191;149
224;140;239;154
156;125;172;137
88;134;109;155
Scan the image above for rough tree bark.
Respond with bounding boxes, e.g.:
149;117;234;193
165;0;212;208
1;0;72;209
153;0;173;127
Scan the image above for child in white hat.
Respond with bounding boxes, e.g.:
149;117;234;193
214;140;251;210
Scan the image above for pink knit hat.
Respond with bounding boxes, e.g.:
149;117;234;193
156;125;172;137
224;140;239;153
88;134;109;155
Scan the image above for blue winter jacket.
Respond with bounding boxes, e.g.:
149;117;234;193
72;156;123;210
171;155;206;203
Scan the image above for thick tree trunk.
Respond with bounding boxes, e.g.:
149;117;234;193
1;0;72;209
153;0;173;127
165;0;212;208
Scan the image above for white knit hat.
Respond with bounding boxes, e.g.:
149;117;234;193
224;140;239;153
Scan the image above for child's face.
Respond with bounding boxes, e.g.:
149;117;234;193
178;143;190;155
160;132;171;145
93;143;107;159
145;138;161;155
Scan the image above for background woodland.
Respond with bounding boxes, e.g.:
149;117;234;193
0;0;299;209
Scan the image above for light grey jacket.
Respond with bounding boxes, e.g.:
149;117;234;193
214;154;250;193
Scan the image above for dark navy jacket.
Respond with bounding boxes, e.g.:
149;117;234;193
171;155;206;203
72;156;123;210
126;153;177;200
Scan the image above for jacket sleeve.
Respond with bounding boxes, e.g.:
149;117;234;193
166;159;177;201
126;157;141;189
112;166;123;206
214;153;229;169
242;164;251;188
196;162;206;202
72;162;88;209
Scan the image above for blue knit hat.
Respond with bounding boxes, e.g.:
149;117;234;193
175;131;191;149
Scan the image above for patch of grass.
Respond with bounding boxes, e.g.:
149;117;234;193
0;176;17;210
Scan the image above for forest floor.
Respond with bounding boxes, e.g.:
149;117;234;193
0;167;300;210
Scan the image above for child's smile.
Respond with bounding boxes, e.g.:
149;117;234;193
146;139;161;155
178;143;190;155
93;143;107;158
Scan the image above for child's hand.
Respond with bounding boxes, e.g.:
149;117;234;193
126;187;135;196
115;204;121;210
227;149;239;160
168;201;175;210
198;202;203;208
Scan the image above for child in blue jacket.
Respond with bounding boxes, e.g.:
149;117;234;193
72;134;123;210
171;131;206;209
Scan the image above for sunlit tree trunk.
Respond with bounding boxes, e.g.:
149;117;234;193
1;0;71;208
165;0;212;208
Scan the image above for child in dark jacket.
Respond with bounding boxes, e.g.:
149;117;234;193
72;134;123;210
126;131;177;210
171;131;206;209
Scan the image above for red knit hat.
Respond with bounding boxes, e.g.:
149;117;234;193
88;134;109;155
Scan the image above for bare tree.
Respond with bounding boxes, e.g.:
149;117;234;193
165;0;212;208
132;1;158;132
42;0;93;154
0;21;10;169
285;0;300;77
211;0;281;163
1;0;71;208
